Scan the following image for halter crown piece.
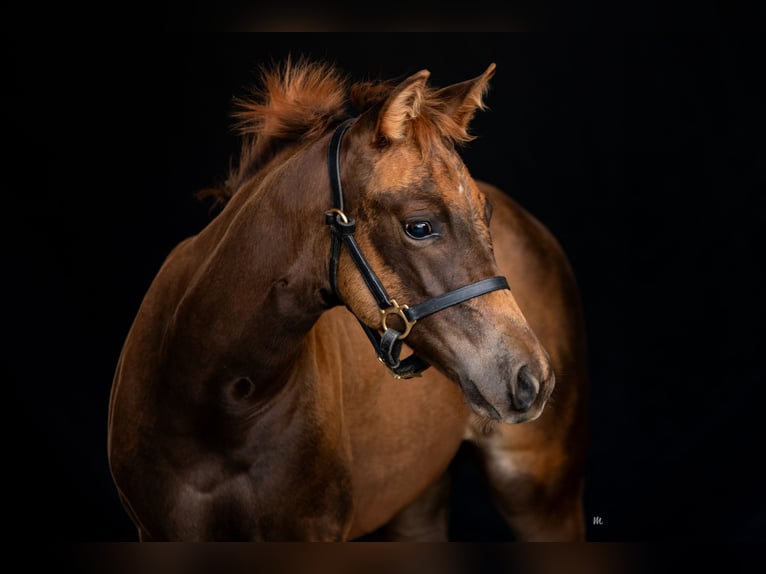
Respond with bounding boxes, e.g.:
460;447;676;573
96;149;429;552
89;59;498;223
324;118;510;379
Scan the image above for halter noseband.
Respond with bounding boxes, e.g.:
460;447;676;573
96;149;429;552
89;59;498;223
324;118;510;379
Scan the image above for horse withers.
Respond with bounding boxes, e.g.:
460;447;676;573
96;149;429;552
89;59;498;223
107;59;588;541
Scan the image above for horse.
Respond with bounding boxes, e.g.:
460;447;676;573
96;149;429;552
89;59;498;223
107;58;589;541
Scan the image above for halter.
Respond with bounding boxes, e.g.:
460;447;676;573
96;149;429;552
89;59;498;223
324;118;510;379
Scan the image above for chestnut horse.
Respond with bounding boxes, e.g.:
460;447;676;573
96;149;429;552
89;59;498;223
107;59;588;541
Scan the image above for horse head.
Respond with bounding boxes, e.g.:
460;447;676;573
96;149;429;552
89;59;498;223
331;64;555;423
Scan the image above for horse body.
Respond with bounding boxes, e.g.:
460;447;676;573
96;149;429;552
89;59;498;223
108;60;587;541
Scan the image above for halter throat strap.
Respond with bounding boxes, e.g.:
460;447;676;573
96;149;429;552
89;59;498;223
324;118;510;379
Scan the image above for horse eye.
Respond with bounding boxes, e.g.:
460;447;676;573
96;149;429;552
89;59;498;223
404;220;434;240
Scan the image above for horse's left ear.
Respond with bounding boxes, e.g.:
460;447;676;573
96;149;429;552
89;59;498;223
435;63;496;130
375;69;431;142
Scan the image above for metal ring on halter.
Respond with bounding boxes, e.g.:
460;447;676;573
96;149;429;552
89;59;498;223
326;208;349;224
380;299;417;340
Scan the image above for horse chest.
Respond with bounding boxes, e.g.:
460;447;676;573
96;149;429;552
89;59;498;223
342;370;470;536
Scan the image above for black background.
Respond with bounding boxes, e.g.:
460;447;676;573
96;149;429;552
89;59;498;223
6;33;764;542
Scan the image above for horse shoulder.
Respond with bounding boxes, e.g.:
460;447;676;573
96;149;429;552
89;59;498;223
107;234;205;533
109;235;198;429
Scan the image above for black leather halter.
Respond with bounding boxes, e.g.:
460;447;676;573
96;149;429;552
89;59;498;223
324;118;510;379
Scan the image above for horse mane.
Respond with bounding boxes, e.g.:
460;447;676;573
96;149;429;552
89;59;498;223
199;57;484;207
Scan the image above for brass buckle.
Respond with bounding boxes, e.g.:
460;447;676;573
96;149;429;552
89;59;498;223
380;299;416;340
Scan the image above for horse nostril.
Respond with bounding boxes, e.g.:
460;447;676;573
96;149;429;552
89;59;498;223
511;365;539;411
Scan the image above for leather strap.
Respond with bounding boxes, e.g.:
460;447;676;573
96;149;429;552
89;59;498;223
404;276;509;322
328;118;353;212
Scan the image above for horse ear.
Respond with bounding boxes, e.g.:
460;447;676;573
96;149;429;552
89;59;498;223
375;69;431;142
435;63;496;130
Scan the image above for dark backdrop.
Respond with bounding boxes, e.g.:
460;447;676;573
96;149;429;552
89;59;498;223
6;34;764;542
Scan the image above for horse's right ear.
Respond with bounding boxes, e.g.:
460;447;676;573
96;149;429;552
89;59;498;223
374;69;431;142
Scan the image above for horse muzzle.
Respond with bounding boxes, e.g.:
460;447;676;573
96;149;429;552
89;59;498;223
454;333;556;425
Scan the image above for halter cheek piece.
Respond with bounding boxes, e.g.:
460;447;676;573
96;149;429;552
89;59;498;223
324;118;510;379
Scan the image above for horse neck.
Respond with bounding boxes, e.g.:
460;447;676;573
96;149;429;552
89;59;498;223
166;135;335;388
